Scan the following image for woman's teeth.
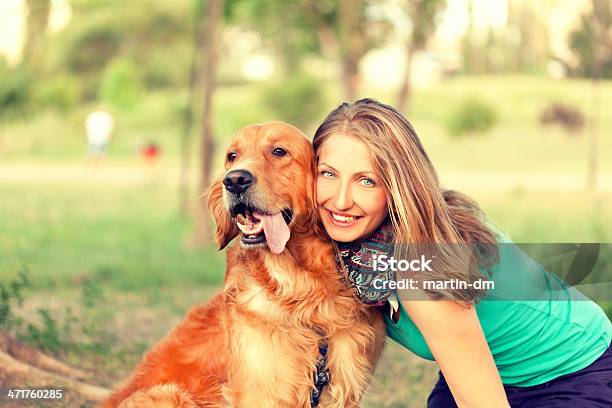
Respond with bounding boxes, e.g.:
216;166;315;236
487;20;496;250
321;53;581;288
331;212;357;222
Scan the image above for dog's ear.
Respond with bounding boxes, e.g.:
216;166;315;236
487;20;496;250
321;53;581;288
206;179;239;250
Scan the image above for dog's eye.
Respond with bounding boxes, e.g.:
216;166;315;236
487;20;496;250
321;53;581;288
227;152;237;162
272;147;287;157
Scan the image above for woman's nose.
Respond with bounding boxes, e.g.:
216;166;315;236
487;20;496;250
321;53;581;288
334;183;353;210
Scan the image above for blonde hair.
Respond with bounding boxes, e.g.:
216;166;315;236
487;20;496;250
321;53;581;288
313;98;499;304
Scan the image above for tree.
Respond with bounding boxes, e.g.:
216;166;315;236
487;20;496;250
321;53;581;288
337;0;368;102
226;0;388;101
22;0;51;69
179;0;206;217
571;0;612;190
559;0;612;190
300;0;388;102
462;0;476;73
568;0;612;79
505;0;553;73
193;0;224;246
396;0;446;112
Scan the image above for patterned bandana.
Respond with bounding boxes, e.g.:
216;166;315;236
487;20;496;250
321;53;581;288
335;219;396;306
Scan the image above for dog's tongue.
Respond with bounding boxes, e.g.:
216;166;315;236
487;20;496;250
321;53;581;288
253;211;290;254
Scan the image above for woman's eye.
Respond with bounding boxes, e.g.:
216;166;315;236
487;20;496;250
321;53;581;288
272;147;287;156
320;170;335;179
360;178;375;187
227;152;237;162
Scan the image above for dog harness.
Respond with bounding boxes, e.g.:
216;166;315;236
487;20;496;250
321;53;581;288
311;221;396;406
310;340;330;407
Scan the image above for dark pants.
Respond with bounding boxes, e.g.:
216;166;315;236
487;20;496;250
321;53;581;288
428;342;612;407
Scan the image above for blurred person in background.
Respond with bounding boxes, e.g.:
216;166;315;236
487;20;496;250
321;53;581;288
85;106;115;158
141;141;160;164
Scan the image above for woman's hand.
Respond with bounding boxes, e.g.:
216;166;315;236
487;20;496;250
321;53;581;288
402;297;511;408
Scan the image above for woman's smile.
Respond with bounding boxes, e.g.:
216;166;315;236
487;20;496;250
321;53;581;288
324;208;364;227
316;133;388;242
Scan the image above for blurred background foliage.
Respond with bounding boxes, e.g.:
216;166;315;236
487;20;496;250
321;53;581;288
0;0;610;134
0;0;611;405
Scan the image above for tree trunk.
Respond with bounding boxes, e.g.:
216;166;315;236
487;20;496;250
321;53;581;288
340;57;358;102
316;26;340;63
22;0;51;68
0;332;89;380
517;0;528;71
193;0;223;246
179;2;205;217
0;332;109;402
586;8;602;192
0;351;110;401
587;79;600;192
338;0;362;102
463;0;475;73
397;43;415;113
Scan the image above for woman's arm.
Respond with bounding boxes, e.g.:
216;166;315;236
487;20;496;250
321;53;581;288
401;297;511;408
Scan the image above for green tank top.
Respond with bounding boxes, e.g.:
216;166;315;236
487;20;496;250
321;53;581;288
384;232;612;387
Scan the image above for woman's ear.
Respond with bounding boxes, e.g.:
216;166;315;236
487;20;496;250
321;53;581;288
206;179;239;250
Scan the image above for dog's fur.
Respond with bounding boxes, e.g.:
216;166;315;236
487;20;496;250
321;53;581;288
102;122;385;408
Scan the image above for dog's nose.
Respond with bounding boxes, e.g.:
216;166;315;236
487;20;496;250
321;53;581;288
223;170;254;194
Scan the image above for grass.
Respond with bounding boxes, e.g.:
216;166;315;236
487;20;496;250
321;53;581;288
1;181;609;407
1;74;611;407
0;181;224;291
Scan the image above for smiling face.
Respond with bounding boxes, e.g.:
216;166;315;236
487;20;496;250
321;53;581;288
316;133;388;242
208;122;315;253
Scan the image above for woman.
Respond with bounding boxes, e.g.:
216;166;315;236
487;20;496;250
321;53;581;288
312;98;612;407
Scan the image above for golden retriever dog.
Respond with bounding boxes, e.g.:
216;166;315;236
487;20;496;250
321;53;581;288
102;122;385;408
